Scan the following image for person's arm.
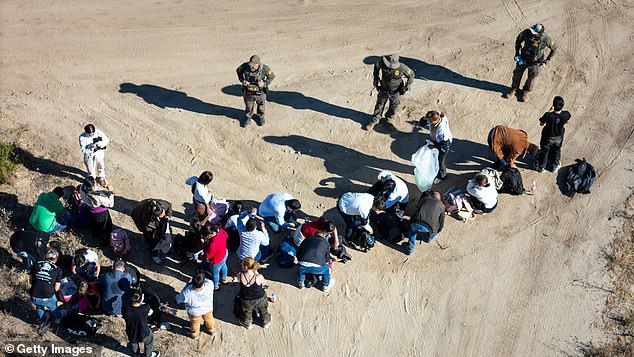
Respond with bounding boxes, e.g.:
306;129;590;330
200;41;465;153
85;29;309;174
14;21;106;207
52;199;66;217
54;282;60;292
95;261;101;277
539;113;548;126
515;31;524;57
237;64;246;83
79;135;93;155
175;289;187;305
402;64;414;89
331;227;340;247
256;273;267;286
544;34;558;62
259;225;270;246
163;201;173;218
373;61;380;88
491;130;505;160
263;65;275;87
98;130;110;148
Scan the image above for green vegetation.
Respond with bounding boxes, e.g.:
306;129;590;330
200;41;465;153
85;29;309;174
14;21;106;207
0;141;19;185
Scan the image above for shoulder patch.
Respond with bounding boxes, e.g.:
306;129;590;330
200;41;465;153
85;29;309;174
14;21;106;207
268;70;272;74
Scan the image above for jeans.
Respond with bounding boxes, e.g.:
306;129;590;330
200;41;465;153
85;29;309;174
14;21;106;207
210;250;228;289
297;264;331;286
49;211;72;233
371;89;402;122
537;135;563;170
129;331;154;357
254;244;270;263
337;199;359;244
263;211;298;233
31;295;61;322
407;222;438;252
432;140;451;179
17;251;37;270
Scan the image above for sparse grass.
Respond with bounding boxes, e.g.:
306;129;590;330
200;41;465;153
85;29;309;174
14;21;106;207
0;141;20;185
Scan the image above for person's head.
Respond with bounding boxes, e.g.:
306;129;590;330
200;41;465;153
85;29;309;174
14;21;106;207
246;218;258;232
425;110;442;126
420;189;436;200
317;217;336;233
248;55;260;71
285;199;301;211
192;272;206;289
475;174;490;187
52;187;64;199
78;280;89;296
46;249;59;263
149;200;165;218
48;240;61;253
74;252;86;267
528;143;539;155
113;259;126;271
131;291;143;305
553;96;565;111
230;201;244;215
197;171;214;186
530;23;544;37
84;124;96;136
242;257;260;272
433;191;441;201
202;223;220;240
373;197;387;211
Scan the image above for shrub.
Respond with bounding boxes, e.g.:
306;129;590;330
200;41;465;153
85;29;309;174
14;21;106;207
0;141;19;185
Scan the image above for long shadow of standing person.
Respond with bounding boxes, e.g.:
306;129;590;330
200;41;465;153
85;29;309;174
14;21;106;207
363;56;508;94
119;83;243;121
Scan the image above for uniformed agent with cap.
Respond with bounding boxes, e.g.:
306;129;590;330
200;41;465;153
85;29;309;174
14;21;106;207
364;54;414;131
236;55;275;127
503;23;558;102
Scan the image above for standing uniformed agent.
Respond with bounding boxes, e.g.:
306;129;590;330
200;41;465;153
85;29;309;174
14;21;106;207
236;55;275;127
364;54;414;132
503;23;558;102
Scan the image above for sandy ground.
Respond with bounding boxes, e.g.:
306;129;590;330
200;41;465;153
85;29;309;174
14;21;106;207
1;0;634;356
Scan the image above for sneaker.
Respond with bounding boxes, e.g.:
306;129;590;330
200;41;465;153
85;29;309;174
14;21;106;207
152;256;163;264
473;209;484;214
37;312;51;336
297;280;305;289
149;352;161;357
433;178;443;185
221;278;231;284
321;278;335;292
263;320;271;329
502;88;516;99
190;332;200;340
385;122;396;132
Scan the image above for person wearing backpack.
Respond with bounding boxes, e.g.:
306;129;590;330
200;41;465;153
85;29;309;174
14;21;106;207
535;96;571;172
467;173;499;214
406;191;445;255
122;291;161;357
131;199;173;264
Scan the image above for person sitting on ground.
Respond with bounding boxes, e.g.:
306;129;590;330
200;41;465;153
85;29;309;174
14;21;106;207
123;291;161;357
75;280;101;313
30;249;65;335
337;191;385;245
201;223;229;290
466;173;499;214
422;111;454;184
237;216;272;263
71;248;101;281
80;176;114;244
258;192;301;233
131;199;173;264
237;257;271;329
406;190;445;255
29;187;71;233
176;272;216;339
10;229;51;270
99;259;133;316
487;125;538;169
368;171;409;211
297;232;335;291
185;171;214;219
536;95;571;173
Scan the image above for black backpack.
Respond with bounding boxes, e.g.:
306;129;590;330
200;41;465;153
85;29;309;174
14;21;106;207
62;313;102;337
564;159;596;197
349;227;375;252
373;209;405;244
499;167;524;195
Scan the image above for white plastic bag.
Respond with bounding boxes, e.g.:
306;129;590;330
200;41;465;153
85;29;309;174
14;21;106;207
411;140;439;192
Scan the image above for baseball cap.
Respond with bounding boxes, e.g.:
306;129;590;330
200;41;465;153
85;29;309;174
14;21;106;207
248;55;260;66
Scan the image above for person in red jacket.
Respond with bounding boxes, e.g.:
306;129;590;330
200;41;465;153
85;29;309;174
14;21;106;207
201;224;229;290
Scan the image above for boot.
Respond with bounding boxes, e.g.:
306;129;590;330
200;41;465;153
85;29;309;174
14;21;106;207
240;117;252;128
257;115;266;126
363;117;380;131
502;88;516;99
519;91;529;102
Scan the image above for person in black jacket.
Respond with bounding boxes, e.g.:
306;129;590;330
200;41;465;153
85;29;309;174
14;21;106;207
535;96;571;172
122;292;160;357
296;233;334;291
10;230;50;270
406;191;445;255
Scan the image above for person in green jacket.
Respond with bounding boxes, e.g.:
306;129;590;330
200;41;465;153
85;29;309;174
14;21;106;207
29;187;71;233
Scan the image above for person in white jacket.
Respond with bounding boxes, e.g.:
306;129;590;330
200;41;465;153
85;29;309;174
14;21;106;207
423;110;453;184
466;173;498;214
78;124;109;179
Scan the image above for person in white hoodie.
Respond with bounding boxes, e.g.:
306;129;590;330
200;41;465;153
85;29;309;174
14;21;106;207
78;124;109;180
466;173;498;214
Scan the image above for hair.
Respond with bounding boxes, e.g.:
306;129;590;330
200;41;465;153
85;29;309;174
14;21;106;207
74;252;86;267
246;218;258;232
426;110;441;123
192;272;206;289
318;217;336;232
190;217;204;232
420;189;436;199
113;259;126;271
48;240;61;253
286;199;301;210
242;257;260;272
230;201;244;215
528;143;539;155
78;281;89;296
475;174;490;187
52;187;65;198
83;176;97;191
46;249;59;262
373;197;387;211
553;96;565;111
84;124;95;134
197;171;214;185
131;291;143;304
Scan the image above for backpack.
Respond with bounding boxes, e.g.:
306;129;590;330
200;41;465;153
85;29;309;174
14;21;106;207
62;313;102;337
480;168;503;190
173;231;203;262
349;227;375;252
499;167;524;195
374;209;405;244
564;159;596;197
58;277;78;303
277;238;297;269
110;229;131;257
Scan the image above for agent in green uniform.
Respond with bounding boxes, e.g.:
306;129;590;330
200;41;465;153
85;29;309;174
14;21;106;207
503;23;558;102
364;54;414;132
236;55;275;127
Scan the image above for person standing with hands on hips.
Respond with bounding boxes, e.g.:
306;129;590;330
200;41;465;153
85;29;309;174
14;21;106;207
236;55;275;127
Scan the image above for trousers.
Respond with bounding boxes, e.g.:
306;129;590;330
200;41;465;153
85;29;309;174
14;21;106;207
371;89;401;122
244;93;266;120
84;150;106;178
511;62;543;92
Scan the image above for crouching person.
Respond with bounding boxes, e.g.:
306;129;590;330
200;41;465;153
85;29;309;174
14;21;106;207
237;258;271;329
123;291;160;357
132;199;173;264
406;190;445;255
30;249;65;335
297;233;334;291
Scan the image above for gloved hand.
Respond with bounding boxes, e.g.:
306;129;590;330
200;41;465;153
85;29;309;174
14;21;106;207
499;158;508;168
